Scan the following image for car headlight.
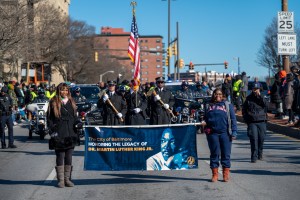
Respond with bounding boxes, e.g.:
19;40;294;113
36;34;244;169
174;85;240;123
91;103;97;111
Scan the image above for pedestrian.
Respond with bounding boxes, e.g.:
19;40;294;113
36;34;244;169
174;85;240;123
242;82;268;163
270;73;284;119
47;82;80;188
124;80;147;125
204;88;237;182
283;73;295;125
240;72;249;105
0;86;17;149
148;77;175;125
232;75;242;111
222;74;233;103
99;80;127;125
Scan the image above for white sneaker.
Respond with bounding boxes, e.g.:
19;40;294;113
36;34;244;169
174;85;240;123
13;122;18;126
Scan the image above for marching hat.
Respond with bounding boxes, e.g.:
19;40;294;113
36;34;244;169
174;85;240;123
155;76;165;82
107;80;116;85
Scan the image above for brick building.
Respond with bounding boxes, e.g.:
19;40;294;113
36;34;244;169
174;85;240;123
94;27;165;83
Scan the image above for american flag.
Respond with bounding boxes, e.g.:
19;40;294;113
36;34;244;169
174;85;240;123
128;15;140;82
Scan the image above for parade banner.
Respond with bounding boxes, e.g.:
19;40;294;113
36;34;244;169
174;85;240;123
84;124;198;171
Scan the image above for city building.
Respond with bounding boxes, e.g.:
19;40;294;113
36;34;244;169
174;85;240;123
94;27;164;83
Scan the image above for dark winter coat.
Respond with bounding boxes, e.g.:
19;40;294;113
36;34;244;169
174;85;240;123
124;90;147;125
149;87;175;125
283;79;294;110
242;92;268;124
99;92;127;125
270;81;282;104
47;100;78;150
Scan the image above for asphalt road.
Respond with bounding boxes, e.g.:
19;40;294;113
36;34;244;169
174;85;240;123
0;122;299;200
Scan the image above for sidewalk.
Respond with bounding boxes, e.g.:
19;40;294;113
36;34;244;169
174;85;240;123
235;111;300;140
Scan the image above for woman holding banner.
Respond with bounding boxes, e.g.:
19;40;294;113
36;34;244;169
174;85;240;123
47;83;80;188
204;88;237;182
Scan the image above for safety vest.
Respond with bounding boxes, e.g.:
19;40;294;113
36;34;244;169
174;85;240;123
45;91;56;99
233;80;242;92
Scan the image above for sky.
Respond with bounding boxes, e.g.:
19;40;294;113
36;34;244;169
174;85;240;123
69;0;300;80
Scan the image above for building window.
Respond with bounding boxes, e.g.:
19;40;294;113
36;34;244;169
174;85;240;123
156;59;161;62
144;59;148;62
156;65;161;68
140;40;143;43
142;71;148;75
106;45;109;49
145;40;148;43
157;71;161;75
156;39;161;43
156;46;161;49
142;65;148;69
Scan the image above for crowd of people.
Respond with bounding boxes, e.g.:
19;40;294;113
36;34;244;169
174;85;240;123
1;65;299;186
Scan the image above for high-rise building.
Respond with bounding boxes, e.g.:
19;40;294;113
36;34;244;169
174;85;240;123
94;27;164;83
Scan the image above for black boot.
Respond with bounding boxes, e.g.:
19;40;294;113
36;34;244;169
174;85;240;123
1;143;6;149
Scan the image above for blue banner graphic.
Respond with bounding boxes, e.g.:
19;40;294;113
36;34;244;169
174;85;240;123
84;124;198;171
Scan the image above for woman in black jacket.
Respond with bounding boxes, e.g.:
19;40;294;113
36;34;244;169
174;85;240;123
47;83;78;188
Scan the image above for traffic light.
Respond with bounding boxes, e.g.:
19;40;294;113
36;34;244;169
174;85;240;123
95;51;98;62
165;57;169;66
224;61;228;69
189;62;194;70
166;47;172;58
179;59;184;69
172;43;177;56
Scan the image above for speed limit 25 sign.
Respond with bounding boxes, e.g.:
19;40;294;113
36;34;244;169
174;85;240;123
278;11;294;33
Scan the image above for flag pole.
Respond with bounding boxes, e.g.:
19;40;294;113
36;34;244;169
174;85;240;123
130;1;138;106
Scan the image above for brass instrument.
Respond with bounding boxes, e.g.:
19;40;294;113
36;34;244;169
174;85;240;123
152;90;177;123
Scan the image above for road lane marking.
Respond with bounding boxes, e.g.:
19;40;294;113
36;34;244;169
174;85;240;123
44;168;56;184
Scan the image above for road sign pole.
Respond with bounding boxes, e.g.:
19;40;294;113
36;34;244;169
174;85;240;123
282;0;290;73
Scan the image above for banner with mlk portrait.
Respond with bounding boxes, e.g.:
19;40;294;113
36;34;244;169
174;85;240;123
84;124;198;171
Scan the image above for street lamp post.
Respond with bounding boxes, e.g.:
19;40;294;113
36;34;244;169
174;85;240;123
99;70;114;82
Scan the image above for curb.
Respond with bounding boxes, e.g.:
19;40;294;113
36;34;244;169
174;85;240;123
235;115;300;140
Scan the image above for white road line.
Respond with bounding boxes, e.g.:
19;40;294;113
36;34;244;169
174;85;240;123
204;160;223;174
44;168;56;184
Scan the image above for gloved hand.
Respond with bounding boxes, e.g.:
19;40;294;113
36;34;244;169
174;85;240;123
50;132;58;138
74;121;83;129
103;94;109;102
117;113;123;118
133;108;141;114
154;95;161;102
163;104;169;110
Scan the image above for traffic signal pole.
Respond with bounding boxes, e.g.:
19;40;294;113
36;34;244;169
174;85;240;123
176;22;180;80
282;0;290;73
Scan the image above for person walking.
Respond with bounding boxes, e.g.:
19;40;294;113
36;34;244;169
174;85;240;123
47;83;80;188
242;82;268;163
124;80;147;125
0;86;17;149
148;77;175;125
99;80;127;125
270;73;284;119
204;88;237;182
232;75;242;111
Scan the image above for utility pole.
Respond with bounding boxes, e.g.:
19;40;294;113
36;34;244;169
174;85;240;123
282;0;290;73
176;22;180;80
167;0;171;77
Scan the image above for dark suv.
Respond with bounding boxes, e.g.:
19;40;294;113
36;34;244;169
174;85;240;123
71;84;103;125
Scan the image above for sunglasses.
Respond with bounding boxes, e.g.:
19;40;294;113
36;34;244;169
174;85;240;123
108;84;115;87
157;81;164;84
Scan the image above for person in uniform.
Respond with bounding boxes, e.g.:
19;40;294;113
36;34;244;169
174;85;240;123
0;86;17;149
242;82;268;163
99;80;127;125
148;77;175;125
72;87;86;103
124;80;147;125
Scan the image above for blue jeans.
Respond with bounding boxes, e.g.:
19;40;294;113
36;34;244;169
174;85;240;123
0;115;14;145
206;132;232;169
247;122;266;161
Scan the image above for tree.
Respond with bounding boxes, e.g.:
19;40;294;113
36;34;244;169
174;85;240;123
257;17;300;74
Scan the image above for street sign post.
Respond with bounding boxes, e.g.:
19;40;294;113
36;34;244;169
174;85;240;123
278;11;294;33
277;33;297;55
